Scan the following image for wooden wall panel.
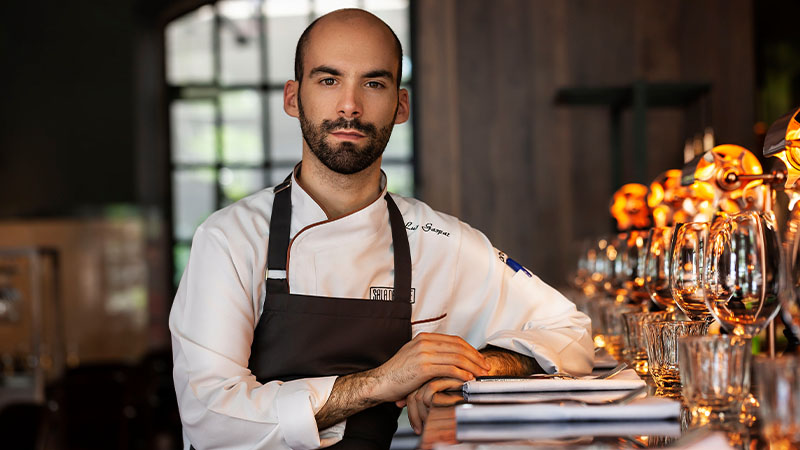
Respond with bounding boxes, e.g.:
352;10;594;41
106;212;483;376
454;1;497;234
678;0;755;149
529;0;573;279
415;0;461;217
634;1;684;183
415;0;756;286
482;0;536;258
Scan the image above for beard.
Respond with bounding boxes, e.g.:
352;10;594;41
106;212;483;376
298;94;396;175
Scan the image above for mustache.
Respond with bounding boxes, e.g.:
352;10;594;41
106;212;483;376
321;117;377;136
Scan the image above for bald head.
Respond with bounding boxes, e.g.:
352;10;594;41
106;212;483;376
293;9;403;84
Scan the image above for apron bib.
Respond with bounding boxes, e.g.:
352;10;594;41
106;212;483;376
249;177;412;449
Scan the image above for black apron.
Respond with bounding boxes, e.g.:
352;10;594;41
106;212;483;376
249;177;412;449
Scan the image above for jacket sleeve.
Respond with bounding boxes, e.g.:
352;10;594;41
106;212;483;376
444;223;594;376
169;225;342;449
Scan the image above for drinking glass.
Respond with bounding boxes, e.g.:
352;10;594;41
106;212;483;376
644;226;677;311
704;211;784;337
670;222;713;321
643;320;709;391
755;355;800;448
573;239;595;295
590;236;613;296
586;296;611;349
621;230;651;306
623;310;674;376
678;335;751;425
606;233;629;298
602;302;644;360
781;211;800;338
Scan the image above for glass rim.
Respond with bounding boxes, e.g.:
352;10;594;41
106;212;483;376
623;310;671;317
643;319;702;326
754;354;800;367
677;334;747;345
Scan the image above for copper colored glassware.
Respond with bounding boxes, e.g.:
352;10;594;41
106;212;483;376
643;320;709;391
670;222;713;321
704;211;784;338
602;302;644;361
622;310;674;376
644;226;676;311
755;355;800;448
678;335;751;426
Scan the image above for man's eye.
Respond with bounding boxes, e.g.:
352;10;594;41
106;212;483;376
366;81;384;89
321;78;336;86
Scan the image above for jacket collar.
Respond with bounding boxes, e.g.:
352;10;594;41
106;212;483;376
287;163;390;242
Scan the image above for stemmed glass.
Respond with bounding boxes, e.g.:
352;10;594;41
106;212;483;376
704;211;785;337
670;222;714;321
784;223;800;339
590;237;614;296
606;233;629;299
621;230;652;306
644;226;677;312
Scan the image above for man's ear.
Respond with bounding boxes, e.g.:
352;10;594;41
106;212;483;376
284;80;300;118
395;88;410;125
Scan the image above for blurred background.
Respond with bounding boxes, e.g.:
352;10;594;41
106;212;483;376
0;0;798;448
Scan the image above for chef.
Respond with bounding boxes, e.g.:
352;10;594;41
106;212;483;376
169;8;593;450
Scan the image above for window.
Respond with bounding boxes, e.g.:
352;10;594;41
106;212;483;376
165;0;414;285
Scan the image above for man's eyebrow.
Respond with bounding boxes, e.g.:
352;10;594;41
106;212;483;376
308;65;342;77
363;69;394;81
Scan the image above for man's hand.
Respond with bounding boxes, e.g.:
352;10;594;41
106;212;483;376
371;332;490;402
397;346;544;434
395;378;463;434
315;333;490;430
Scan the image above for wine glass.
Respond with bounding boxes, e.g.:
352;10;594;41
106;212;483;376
784;213;800;338
572;239;595;295
644;226;677;311
705;211;785;337
621;230;652;306
605;233;629;299
670;222;713;321
589;236;613;296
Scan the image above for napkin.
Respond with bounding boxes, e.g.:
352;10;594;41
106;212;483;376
456;419;682;441
462;368;646;395
455;397;681;423
464;389;641;404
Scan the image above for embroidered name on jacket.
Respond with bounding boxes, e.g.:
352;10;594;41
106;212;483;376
405;221;450;237
370;286;416;303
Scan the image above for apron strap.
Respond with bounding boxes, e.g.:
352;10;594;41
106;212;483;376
384;193;411;304
266;177;412;303
265;178;292;294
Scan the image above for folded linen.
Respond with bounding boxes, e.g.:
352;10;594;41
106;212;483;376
464;389;641;404
456;419;682;441
462;369;646;395
455;397;681;423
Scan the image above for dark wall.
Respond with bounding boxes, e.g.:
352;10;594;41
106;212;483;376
755;0;800;124
0;1;137;217
416;0;757;286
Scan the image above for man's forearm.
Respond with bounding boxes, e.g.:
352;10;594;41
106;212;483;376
480;345;544;376
314;332;493;430
314;369;382;430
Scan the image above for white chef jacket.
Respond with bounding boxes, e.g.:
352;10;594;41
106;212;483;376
170;169;593;450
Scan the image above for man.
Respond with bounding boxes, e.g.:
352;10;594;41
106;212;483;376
170;8;593;450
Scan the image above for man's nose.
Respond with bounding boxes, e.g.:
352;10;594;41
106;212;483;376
337;84;362;118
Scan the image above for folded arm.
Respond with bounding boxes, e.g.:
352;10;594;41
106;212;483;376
400;345;545;434
315;332;490;430
480;344;544;376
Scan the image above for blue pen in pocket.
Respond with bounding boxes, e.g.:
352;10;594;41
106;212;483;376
506;257;532;277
